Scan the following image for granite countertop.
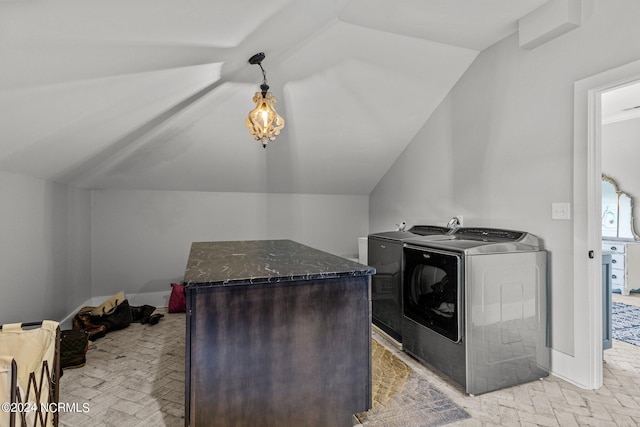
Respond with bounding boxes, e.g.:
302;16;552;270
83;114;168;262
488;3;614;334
183;239;375;287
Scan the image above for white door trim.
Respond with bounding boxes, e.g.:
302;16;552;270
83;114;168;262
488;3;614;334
572;59;640;389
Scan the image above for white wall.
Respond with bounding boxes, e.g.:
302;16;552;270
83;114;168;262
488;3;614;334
91;189;369;299
603;117;640;200
370;95;456;232
602;117;640;237
371;0;640;364
0;171;91;325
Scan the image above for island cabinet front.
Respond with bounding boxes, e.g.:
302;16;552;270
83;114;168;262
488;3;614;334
185;275;372;427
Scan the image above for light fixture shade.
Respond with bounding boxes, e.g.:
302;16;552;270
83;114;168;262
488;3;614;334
245;90;285;148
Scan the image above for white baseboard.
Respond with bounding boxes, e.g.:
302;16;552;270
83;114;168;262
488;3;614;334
59;290;171;330
126;290;171;308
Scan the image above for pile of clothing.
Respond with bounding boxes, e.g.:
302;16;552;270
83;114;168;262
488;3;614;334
60;292;164;371
72;292;163;341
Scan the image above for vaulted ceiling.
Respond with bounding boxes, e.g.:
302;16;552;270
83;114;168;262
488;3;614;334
0;0;550;194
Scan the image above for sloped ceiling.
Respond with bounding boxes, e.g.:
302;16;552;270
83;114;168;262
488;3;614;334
0;0;549;195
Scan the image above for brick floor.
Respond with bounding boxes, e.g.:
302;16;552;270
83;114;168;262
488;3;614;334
58;294;640;427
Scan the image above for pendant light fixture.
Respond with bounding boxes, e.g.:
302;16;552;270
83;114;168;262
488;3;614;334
245;52;285;148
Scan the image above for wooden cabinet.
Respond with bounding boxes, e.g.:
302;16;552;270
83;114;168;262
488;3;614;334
186;278;371;427
602;240;640;295
183;240;373;427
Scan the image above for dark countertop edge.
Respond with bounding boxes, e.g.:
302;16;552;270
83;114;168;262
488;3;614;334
184;269;375;288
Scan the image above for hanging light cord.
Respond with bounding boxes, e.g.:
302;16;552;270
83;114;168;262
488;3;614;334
257;63;269;95
258;63;268;86
248;52;269;93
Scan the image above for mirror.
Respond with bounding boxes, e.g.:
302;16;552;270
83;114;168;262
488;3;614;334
602;173;640;240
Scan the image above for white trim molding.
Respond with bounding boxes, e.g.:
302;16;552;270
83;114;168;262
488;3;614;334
570;58;640;389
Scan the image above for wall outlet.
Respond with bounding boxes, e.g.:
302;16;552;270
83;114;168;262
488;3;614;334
552;202;571;220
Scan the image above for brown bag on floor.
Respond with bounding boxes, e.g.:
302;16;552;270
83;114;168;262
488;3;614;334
73;306;108;341
60;329;89;369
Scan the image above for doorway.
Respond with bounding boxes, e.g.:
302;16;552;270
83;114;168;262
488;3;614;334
573;58;640;390
601;82;640;352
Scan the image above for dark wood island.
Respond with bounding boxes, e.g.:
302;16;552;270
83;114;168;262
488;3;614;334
183;239;374;427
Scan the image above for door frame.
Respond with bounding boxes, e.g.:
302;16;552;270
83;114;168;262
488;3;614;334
571;59;640;389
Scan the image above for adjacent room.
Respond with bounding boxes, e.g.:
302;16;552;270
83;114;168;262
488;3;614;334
3;0;640;426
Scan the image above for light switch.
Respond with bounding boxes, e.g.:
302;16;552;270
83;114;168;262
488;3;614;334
552;202;571;220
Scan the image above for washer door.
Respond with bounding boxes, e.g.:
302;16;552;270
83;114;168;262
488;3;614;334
403;246;462;342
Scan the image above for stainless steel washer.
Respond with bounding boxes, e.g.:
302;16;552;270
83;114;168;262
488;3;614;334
402;227;550;395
